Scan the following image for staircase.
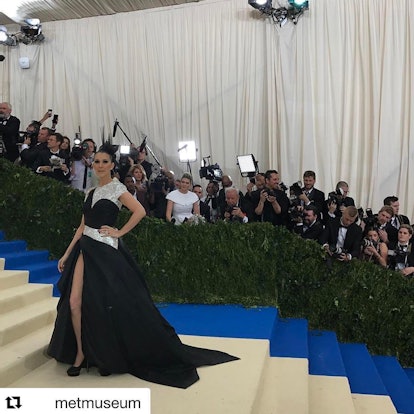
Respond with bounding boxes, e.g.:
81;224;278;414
1;231;414;413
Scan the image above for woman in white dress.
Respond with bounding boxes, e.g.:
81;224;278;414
165;173;200;224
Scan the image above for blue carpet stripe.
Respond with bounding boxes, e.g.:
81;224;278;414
308;330;347;376
158;304;277;339
405;368;414;387
372;356;414;414
339;343;388;395
270;317;308;358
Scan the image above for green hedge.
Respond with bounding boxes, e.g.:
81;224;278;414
1;158;414;366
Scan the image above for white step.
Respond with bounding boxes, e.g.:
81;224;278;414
0;269;29;290
253;357;309;414
0;297;58;346
309;375;356;414
0;323;55;387
0;283;53;314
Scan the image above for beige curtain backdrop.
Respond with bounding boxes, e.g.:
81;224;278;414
0;0;413;218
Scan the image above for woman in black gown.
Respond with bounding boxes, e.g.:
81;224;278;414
47;144;238;388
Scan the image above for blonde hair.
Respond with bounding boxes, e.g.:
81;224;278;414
129;164;147;181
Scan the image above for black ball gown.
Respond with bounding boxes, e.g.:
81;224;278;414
47;178;239;388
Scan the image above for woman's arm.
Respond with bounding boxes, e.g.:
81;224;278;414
165;199;174;222
377;243;388;268
193;201;200;216
114;192;146;237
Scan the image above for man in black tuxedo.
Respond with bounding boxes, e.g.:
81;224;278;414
298;170;326;221
221;186;253;223
0;102;20;162
293;205;324;241
320;206;362;260
20;127;52;169
193;184;211;222
325;181;356;221
383;196;410;229
33;132;70;183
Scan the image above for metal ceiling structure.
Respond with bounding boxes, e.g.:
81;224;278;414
0;0;205;26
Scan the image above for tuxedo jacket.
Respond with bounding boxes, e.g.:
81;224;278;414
320;217;362;258
0;115;20;161
20;141;48;169
381;222;399;247
303;187;326;219
33;149;70;183
294;220;324;241
199;200;211;222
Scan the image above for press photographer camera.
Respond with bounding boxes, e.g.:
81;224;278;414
360;208;377;229
327;188;344;206
71;135;89;161
284;181;303;224
199;156;223;182
328;245;347;259
362;237;378;250
148;164;169;192
18;120;41;146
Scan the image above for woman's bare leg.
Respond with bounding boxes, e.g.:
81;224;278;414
69;253;84;366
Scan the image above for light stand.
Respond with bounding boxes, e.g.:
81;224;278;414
178;140;197;176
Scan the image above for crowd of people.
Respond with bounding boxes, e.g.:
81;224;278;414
1;101;413;277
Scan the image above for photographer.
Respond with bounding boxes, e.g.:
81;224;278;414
0;102;20;162
360;205;397;246
360;228;388;268
202;181;220;223
384;196;410;229
299;171;326;220
33;132;70;183
325;181;355;221
293;205;324;241
69;138;96;192
320;206;362;261
220;187;253;224
388;224;414;277
20;126;53;169
252;169;289;226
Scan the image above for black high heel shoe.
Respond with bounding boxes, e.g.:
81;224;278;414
67;360;88;377
98;367;111;377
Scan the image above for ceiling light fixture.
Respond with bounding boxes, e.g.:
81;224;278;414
0;19;45;47
248;0;309;26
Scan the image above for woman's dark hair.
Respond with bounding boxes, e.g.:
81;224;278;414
97;142;117;162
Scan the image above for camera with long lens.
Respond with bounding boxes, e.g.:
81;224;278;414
149;164;169;192
362;238;378;250
71;134;89;161
199;156;223;182
18;130;38;145
328;245;347;259
288;181;303;206
18;121;41;145
327;188;344;205
278;182;288;192
361;208;378;229
262;188;277;198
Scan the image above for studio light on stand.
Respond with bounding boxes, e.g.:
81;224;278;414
178;140;197;175
237;154;258;178
0;26;17;46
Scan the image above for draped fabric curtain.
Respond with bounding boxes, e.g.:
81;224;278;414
1;0;413;218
